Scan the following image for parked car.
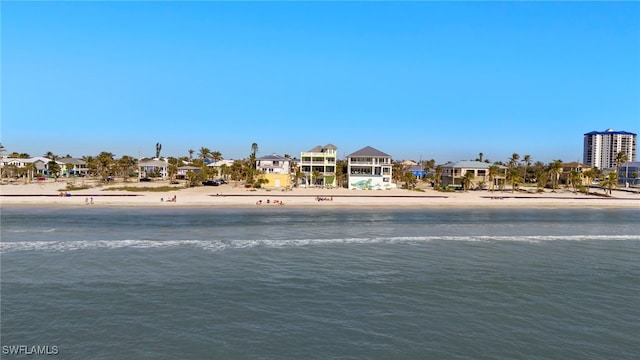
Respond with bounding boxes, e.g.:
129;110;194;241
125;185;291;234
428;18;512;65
202;180;220;186
140;177;152;182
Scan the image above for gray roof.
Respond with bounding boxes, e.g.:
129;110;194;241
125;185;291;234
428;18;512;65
56;157;86;165
257;153;288;161
347;146;391;158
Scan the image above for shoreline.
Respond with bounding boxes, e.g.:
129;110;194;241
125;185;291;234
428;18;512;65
1;180;638;209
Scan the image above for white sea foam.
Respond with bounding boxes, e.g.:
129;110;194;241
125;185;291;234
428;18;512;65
1;235;639;253
4;228;57;233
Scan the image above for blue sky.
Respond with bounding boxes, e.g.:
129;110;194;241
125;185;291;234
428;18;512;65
2;1;639;164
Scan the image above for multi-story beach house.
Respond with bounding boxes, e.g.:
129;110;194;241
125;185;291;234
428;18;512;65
560;162;592;186
299;144;337;188
347;146;394;190
256;153;291;189
57;157;89;177
139;158;169;180
583;129;637;170
441;161;507;190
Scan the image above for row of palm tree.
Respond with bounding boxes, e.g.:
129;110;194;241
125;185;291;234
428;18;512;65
1;142;636;193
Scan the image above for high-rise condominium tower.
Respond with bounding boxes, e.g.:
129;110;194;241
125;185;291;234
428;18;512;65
583;129;637;169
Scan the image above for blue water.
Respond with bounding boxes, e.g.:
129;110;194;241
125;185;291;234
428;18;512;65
2;207;639;359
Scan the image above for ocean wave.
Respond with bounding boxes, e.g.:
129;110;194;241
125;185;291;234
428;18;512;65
1;235;640;253
3;228;57;233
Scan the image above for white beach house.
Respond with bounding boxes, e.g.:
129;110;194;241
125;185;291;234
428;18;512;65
347;146;394;190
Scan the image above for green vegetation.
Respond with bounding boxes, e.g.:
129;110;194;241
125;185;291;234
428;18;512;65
63;184;92;191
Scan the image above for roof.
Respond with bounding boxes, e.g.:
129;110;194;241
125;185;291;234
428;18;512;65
307;144;338;152
347;146;391;158
561;162;589;168
442;160;506;169
257;153;288;161
139;159;168;167
207;159;235;167
584;129;637;136
56;157;86;165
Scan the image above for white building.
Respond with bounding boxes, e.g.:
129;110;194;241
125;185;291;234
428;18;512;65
139;158;169;180
299;144;337;188
583;129;637;169
347;146;394;190
255;154;292;189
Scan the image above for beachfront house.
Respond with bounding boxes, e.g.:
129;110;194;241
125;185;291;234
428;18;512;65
441;161;507;190
255;153;291;189
560;162;592;186
207;159;235;179
56;157;89;177
176;166;201;180
299;144;338;188
139;158;168;180
347;146;394;190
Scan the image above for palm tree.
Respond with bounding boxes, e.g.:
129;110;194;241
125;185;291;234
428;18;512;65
600;172;618;195
615;151;629;186
535;169;549;192
118;155;138;182
583;168;597;194
229;160;243;187
251;143;259;159
211;151;223;162
488;165;500;192
549;159;563;191
312;169;322;187
188;149;194;162
461;171;475;191
433;165;443;190
392;161;409;186
509;153;520;170
155;143;162;159
336;159;348;188
506;168;522;193
198;147;211;163
48;159;61;180
569;169;582;194
94;152;115;180
24;162;37;183
44;151;58;160
522;155;532;183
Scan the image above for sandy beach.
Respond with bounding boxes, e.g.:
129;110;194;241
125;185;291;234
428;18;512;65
1;179;638;209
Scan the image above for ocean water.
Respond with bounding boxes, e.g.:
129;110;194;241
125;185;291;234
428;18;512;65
1;207;639;359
